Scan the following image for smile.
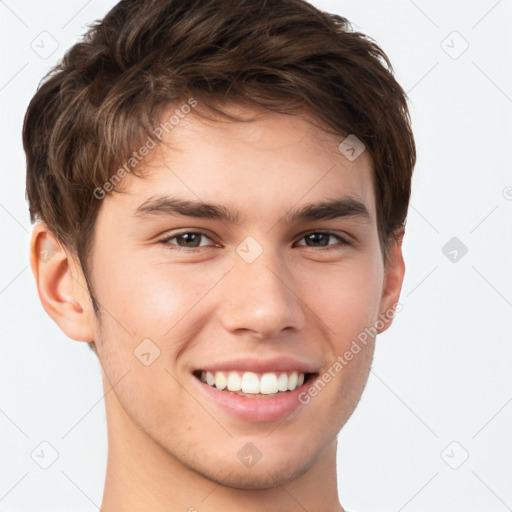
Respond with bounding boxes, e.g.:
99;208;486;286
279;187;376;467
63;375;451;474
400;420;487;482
192;367;319;422
195;370;311;396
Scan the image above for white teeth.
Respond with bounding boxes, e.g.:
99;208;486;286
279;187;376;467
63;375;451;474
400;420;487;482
227;371;242;391
214;371;227;390
277;373;288;392
199;370;307;394
287;371;298;391
260;373;278;394
241;372;260;393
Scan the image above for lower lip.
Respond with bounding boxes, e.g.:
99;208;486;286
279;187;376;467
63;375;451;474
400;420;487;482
192;374;316;422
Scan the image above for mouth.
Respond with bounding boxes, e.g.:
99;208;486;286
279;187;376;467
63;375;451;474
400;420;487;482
192;369;318;398
190;357;321;422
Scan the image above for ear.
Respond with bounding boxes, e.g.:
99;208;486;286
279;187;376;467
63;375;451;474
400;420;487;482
376;228;406;335
29;222;96;344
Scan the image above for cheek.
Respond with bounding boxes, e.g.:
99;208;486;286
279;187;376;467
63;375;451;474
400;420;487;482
93;248;220;337
303;254;382;422
298;252;384;344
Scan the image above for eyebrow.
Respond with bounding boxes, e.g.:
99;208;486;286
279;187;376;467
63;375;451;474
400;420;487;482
133;195;371;224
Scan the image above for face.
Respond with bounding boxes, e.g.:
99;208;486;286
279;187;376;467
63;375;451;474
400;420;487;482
86;104;400;489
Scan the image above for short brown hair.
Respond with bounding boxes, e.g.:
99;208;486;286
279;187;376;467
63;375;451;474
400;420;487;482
24;0;416;315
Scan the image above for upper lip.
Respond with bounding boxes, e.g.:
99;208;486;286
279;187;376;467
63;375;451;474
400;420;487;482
195;356;320;374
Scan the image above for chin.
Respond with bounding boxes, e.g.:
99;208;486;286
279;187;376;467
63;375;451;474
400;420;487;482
191;452;315;490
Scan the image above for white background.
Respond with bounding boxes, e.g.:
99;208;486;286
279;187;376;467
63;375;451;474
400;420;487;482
1;1;511;511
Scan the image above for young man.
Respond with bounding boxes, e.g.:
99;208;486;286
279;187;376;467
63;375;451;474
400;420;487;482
24;0;415;510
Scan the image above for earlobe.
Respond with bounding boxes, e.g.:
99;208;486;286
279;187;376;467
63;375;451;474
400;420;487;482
29;222;96;343
377;228;406;335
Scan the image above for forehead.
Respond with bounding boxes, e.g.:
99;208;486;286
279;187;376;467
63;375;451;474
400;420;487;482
108;103;376;223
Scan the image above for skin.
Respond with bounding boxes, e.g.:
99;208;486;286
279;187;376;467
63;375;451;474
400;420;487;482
30;103;405;512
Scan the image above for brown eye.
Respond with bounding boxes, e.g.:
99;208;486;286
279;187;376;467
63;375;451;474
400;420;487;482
296;232;350;248
173;233;203;247
160;231;215;250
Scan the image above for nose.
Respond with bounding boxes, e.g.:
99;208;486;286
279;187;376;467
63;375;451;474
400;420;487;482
217;246;306;340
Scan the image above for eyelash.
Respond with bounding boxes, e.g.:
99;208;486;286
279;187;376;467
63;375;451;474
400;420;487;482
158;230;351;252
